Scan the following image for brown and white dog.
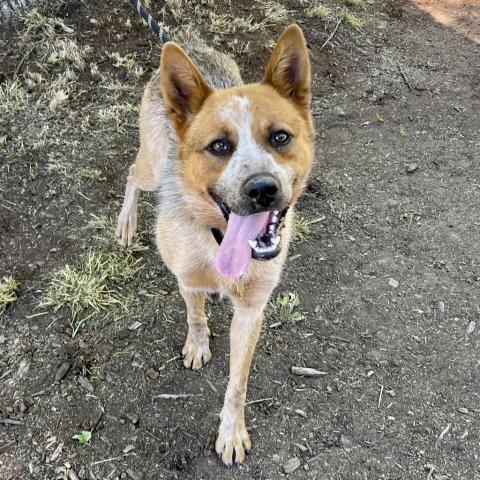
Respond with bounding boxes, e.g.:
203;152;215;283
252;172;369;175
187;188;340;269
116;24;314;465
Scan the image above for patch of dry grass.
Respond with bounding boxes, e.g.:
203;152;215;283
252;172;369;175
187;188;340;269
256;0;290;25
40;251;144;336
306;3;331;20
0;277;19;316
292;213;325;245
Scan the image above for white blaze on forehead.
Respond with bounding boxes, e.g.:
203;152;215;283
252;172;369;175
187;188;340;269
218;96;295;189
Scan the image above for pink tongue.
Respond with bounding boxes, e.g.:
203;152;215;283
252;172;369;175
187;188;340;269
215;212;269;280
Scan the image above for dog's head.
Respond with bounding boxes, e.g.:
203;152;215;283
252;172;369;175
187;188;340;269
160;24;314;279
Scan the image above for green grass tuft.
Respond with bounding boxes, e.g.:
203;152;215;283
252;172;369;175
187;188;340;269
341;10;365;31
273;292;305;324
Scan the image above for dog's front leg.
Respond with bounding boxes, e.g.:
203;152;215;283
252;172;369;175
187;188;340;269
215;299;265;466
179;286;212;370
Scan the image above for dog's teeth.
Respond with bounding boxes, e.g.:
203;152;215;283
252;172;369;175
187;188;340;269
248;240;258;249
268;225;275;233
272;236;281;246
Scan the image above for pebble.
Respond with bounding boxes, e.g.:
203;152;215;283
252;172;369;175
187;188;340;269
466;321;476;335
283;457;301;474
0;335;6;344
340;434;353;447
126;412;139;425
457;407;469;415
333;106;346;117
438;301;445;313
405;163;418;173
146;368;159;380
388;278;399;288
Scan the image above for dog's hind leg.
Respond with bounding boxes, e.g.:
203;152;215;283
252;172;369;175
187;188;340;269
179;286;212;370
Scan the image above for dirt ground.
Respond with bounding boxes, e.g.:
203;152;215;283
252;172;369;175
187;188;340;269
1;1;479;479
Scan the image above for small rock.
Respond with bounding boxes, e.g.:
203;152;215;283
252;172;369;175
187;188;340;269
146;368;159;380
405;163;418;174
122;444;135;454
458;407;469;415
339;434;353;447
438;301;445;313
466;321;476;335
283;457;301;474
325;347;339;357
126;412;139;425
78;376;94;393
272;454;280;462
333;106;346;117
388;278;399;288
0;335;6;344
78;339;87;349
55;362;70;382
128;321;143;331
295;409;307;418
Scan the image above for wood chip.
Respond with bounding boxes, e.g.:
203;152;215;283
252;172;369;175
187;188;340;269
50;441;64;462
283;457;301;474
295;409;307;418
291;367;327;377
128;321;143;331
126;469;140;480
55;362;70;382
78;376;94;393
466;321;476;335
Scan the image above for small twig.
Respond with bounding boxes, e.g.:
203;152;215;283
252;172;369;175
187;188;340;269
320;18;342;51
245;397;273;406
0;418;25;426
155;393;200;400
398;65;412;91
14;47;34;77
377;385;384;408
90;456;123;466
291;366;328;377
435;423;451;448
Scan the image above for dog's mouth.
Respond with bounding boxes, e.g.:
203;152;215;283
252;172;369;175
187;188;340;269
209;192;288;280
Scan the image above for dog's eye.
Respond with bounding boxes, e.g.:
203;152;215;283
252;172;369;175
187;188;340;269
207;138;232;157
271;130;291;147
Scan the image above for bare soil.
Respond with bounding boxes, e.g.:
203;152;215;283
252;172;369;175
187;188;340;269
1;1;479;479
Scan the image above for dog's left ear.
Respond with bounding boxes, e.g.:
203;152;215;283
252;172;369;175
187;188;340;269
263;24;311;110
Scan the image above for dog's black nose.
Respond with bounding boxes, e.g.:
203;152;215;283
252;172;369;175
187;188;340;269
243;175;279;208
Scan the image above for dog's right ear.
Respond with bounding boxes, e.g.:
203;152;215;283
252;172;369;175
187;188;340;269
160;43;212;134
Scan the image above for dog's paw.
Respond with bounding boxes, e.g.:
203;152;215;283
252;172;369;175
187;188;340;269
182;327;211;370
215;417;251;466
116;211;137;247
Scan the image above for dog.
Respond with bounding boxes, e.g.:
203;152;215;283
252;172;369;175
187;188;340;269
115;24;314;465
